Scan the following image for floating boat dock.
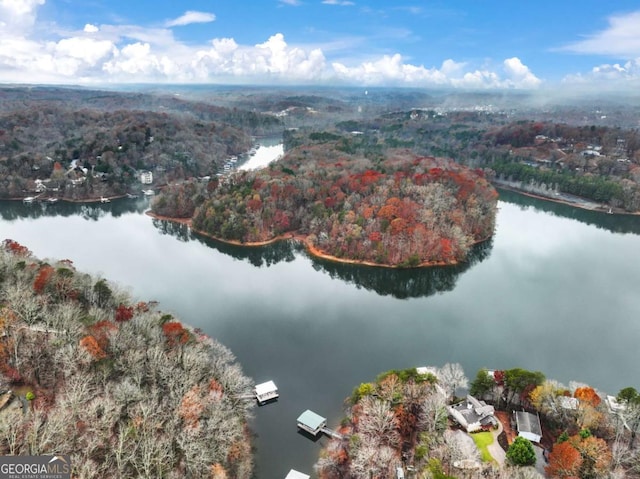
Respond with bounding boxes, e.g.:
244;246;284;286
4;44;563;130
285;470;310;479
296;409;343;439
255;380;279;404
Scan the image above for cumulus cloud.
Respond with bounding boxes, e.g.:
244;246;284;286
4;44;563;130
563;58;640;88
166;10;216;28
332;54;541;89
322;0;355;5
560;10;640;57
0;0;543;88
503;57;542;88
0;0;44;33
193;33;327;82
52;37;116;66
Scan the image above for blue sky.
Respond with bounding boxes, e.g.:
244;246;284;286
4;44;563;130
1;0;640;89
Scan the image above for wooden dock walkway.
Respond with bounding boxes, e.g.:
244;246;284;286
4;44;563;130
320;426;344;440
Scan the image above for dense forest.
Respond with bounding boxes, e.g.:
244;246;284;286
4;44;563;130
0;87;282;200
0;240;254;478
156;145;498;267
306;112;640;212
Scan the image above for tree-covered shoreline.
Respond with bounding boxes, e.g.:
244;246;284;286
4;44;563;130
0;240;254;478
154;146;498;267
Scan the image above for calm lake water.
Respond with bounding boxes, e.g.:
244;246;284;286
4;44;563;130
2;176;640;477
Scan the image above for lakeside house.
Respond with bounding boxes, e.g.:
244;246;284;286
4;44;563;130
448;395;497;432
140;171;153;184
515;411;542;443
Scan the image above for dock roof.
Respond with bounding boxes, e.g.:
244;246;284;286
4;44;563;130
285;470;310;479
255;380;277;395
297;409;326;430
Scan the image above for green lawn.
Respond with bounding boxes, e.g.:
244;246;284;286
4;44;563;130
471;431;495;463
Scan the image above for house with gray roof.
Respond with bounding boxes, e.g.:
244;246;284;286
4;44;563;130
515;411;542;443
448;395;497;432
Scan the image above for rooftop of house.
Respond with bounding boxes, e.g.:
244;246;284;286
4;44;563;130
515;411;542;437
451;395;495;426
255;381;277;396
285;470;310;479
297;410;326;430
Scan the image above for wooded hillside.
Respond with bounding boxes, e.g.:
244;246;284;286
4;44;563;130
188;146;497;267
0;240;254;478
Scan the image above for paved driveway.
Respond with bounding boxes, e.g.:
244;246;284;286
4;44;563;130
487;418;506;466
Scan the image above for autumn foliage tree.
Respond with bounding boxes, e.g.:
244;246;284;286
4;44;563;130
185;146;498;267
0;242;255;477
546;441;583;478
33;265;54;294
574;387;601;407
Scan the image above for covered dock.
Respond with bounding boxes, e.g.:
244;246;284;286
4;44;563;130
297;409;327;436
255;380;279;404
285;470;310;479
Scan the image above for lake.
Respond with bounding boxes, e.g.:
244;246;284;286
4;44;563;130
1;170;640;478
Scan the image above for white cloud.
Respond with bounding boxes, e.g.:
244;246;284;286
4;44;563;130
560;10;640;57
322;0;355;6
193;33;327;82
562;58;640;88
279;0;301;6
0;0;44;33
503;57;541;88
0;1;543;88
53;37;115;66
331;55;540;89
166;10;216;28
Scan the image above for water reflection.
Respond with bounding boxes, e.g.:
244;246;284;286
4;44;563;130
0;197;150;221
151;217;493;298
309;239;493;299
497;188;640;235
196;235;298;267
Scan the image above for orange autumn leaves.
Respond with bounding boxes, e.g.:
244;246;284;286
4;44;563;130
80;311;192;360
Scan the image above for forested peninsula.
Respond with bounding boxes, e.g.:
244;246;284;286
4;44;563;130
0;240;254;478
153;146;498;267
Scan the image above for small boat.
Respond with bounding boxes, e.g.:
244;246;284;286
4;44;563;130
47;198;58;204
126;193;139;199
100;197;110;203
23;197;35;204
143;189;155;196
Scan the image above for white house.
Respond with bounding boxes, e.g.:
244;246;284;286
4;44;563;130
140;171;153;184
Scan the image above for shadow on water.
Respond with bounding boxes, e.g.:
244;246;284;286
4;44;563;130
151;217;494;299
497;188;640;235
0;197;151;221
